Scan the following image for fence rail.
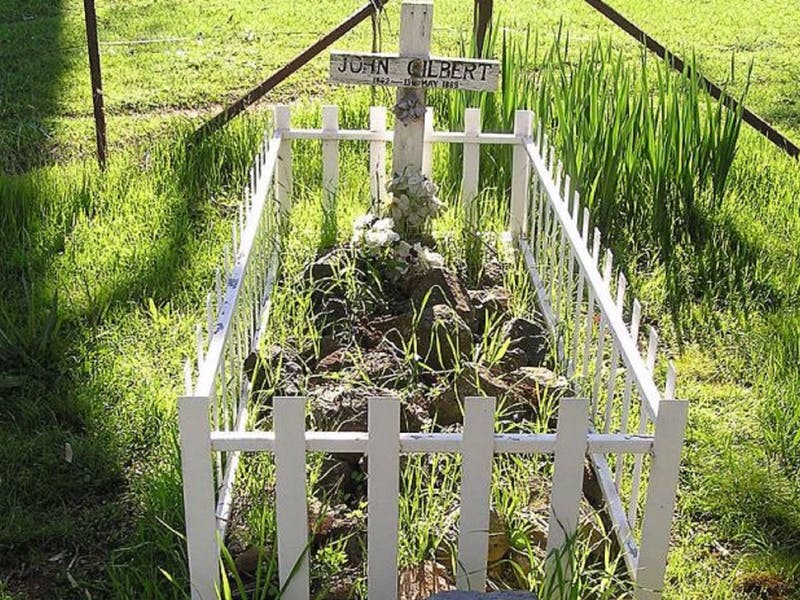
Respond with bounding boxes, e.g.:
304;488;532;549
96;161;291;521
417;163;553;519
178;104;688;600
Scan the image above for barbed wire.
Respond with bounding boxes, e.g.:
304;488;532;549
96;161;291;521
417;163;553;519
0;23;487;62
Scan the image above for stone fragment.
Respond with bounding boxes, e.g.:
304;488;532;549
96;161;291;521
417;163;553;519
307;498;337;542
403;267;475;327
494;347;528;375
398;561;454;599
315;347;354;373
468;286;510;333
309;384;382;433
304;247;354;333
244;344;304;396
479;259;505;288
500;317;548;366
233;545;270;575
501;367;568;406
509;549;533;579
361;345;404;381
316;456;363;500
308;385;422;458
416;304;474;372
370;313;415;350
487;509;510;563
325;576;359;600
428;364;509;426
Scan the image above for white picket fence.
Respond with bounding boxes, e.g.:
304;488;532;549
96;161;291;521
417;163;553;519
178;105;688;600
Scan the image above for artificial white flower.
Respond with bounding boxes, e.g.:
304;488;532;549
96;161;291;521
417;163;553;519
353;213;375;230
394;240;413;260
418;246;445;269
373;217;396;232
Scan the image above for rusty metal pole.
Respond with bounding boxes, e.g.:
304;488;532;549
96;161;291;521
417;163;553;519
473;0;493;56
83;0;108;169
193;0;387;142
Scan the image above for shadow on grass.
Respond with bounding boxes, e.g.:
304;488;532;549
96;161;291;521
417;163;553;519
0;0;72;174
0;121;263;597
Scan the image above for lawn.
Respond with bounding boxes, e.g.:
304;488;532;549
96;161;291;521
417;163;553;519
1;1;800;599
2;0;799;171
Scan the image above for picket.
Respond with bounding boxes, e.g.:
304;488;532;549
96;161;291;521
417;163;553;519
275;105;292;214
369;106;387;207
178;396;218;600
367;397;400;600
456;396;496;590
321;105;339;213
635;398;688;599
582;230;602;380
629;327;661;527
604;271;627;432
616;299;642;490
274;397;311;599
461;107;481;205
510;110;533;236
546;399;589;578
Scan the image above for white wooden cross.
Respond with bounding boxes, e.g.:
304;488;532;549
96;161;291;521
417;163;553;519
330;0;499;179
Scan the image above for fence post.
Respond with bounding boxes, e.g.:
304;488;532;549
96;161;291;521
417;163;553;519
321;105;339;214
178;395;219;600
369;106;387;209
368;396;400;600
275;105;293;217
473;0;494;56
456;396;496;591
422;106;434;179
274;396;310;600
546;398;588;583
510;110;533;238
635;399;688;600
461;108;481;206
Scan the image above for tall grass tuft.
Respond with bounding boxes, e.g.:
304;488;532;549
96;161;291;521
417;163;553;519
433;26;756;329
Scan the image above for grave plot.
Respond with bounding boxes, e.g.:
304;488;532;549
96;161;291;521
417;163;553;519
177;2;687;599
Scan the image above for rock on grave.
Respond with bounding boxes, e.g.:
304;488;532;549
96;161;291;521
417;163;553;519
427;364;508;426
416;304;474;372
500;317;548;367
494;347;528;375
487;509;511;563
304;247;354;333
244;344;304;397
479;259;505;288
398;561;453;599
468;286;510;333
500;366;569;422
501;367;569;403
403;267;475;328
309;385;423;451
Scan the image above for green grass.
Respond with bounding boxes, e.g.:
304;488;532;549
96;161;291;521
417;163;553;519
2;0;799;172
0;118;266;598
2;1;800;598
